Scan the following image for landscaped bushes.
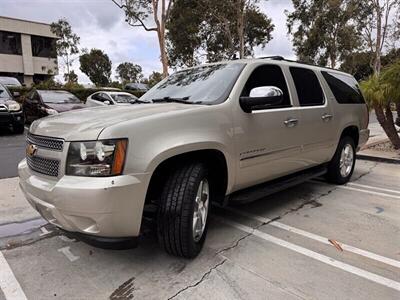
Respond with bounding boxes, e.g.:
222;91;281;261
8;87;146;103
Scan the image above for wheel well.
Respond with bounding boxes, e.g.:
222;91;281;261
145;150;228;206
341;126;359;147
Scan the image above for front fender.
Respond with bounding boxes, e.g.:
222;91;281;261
146;142;236;195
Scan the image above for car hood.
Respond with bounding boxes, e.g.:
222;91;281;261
45;102;86;112
30;103;202;141
0;97;13;103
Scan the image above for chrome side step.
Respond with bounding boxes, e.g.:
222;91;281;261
227;165;327;204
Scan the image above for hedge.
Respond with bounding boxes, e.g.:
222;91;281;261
8;87;146;103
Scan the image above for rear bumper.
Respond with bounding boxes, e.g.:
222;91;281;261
18;158;150;238
358;128;370;151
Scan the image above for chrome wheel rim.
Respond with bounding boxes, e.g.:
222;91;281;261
340;144;354;177
192;179;209;242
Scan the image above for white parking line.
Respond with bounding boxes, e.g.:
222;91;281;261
57;247;80;262
311;180;400;199
219;218;400;292
338;185;400;199
0;251;27;300
224;207;400;269
347;182;400;195
39;227;52;236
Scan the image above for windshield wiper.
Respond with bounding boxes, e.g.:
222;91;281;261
151;96;202;104
129;99;150;104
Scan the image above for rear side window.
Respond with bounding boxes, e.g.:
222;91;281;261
290;67;324;106
241;64;291;108
322;71;365;104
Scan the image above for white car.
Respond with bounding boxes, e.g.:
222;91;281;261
86;91;142;107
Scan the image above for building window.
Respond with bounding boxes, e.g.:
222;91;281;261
0;31;22;55
31;35;56;58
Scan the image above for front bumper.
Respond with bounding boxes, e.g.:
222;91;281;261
358;128;370;151
0;110;24;127
18;158;150;238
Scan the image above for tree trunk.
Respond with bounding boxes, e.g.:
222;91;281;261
66;55;70;82
374;103;400;149
373;3;382;75
330;53;336;69
158;28;169;78
237;0;245;59
395;102;400;127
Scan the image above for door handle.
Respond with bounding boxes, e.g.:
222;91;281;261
284;118;298;127
321;114;333;121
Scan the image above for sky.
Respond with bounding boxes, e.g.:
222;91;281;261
0;0;295;84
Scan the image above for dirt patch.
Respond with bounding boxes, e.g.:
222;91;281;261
368;141;399;153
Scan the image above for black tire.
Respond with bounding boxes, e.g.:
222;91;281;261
157;162;210;258
13;123;25;134
326;136;356;184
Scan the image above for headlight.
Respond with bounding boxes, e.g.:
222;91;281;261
66;139;128;177
45;108;58;115
6;100;21;111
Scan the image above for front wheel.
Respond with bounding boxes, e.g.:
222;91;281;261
326;136;356;184
157;162;210;258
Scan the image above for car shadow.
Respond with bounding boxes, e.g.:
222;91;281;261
0;127;26;136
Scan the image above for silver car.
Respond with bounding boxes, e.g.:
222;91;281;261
86;91;140;107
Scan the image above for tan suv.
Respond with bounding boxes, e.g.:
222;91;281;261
18;57;369;258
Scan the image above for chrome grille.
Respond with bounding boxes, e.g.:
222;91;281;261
27;133;64;151
27;155;60;177
0;104;7;111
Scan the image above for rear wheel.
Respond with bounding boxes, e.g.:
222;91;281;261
157;162;210;258
326;136;355;184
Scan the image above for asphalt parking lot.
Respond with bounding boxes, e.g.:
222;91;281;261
0;159;399;300
0;127;27;179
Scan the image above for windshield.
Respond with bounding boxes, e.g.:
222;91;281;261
0;84;12;99
140;63;245;104
39;91;81;104
111;94;137;103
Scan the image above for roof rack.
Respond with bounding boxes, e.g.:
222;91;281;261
258;56;285;60
256;56;339;71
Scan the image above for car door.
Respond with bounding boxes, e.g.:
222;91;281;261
87;92;104;107
233;63;304;191
101;93;113;105
288;67;336;165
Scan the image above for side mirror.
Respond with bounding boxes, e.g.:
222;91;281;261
239;86;284;113
13;91;20;97
104;100;111;105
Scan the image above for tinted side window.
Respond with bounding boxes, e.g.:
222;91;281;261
92;93;101;101
0;31;22;55
241;64;291;108
290;67;324;106
322;71;365;104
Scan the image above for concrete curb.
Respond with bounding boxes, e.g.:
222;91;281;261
357;154;400;165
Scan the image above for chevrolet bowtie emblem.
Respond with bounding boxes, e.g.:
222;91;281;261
26;144;38;157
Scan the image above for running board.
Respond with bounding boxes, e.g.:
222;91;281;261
228;165;327;204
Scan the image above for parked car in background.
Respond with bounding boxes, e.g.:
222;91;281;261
86;91;143;107
124;82;149;92
0;83;24;133
0;76;23;88
23;90;85;123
